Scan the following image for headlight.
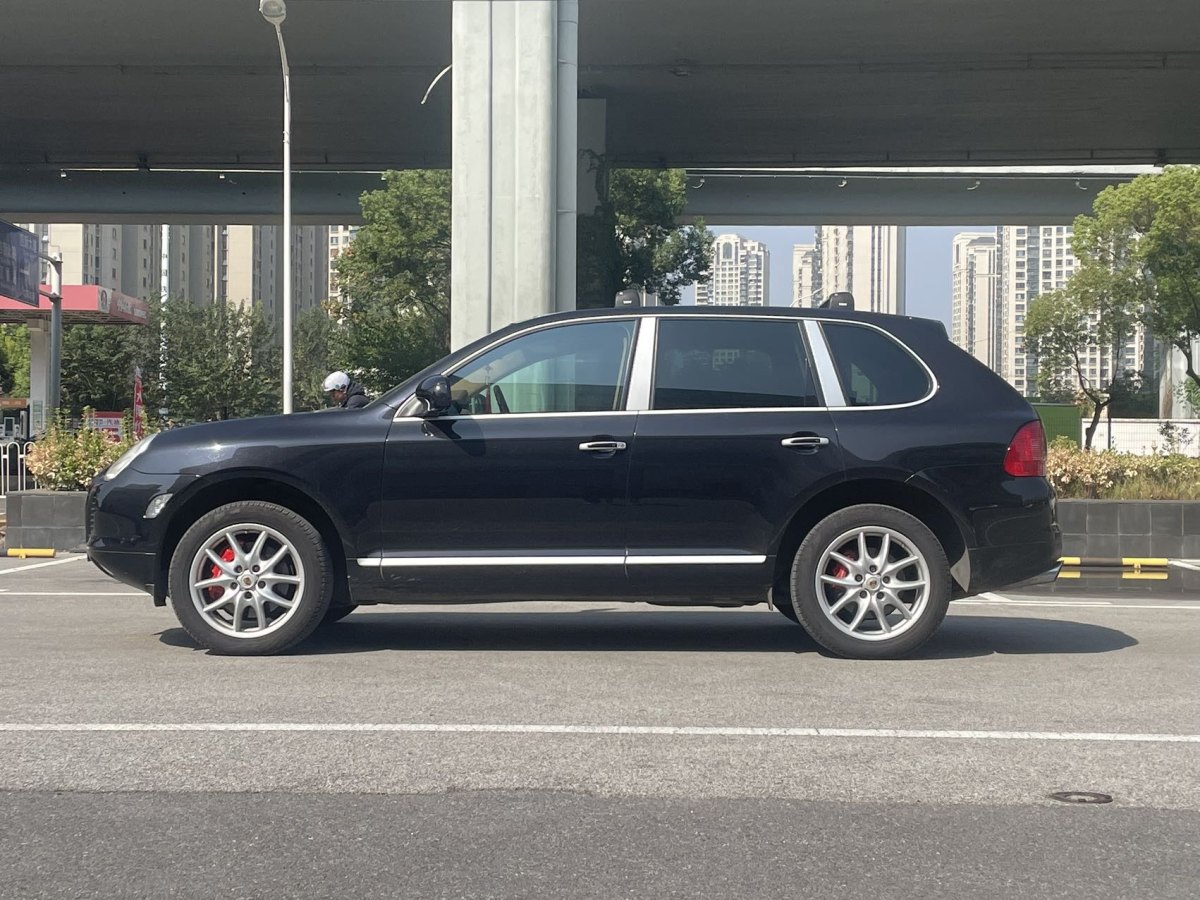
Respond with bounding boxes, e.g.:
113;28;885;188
105;434;157;481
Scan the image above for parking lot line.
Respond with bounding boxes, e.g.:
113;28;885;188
1;722;1198;743
0;556;84;576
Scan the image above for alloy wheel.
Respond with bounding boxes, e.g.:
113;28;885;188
813;526;931;642
188;523;306;639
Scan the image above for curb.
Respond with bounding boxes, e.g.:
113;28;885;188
1059;556;1169;569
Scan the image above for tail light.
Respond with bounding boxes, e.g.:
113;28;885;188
1004;420;1047;477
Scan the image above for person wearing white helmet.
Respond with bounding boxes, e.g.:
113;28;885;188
322;370;370;409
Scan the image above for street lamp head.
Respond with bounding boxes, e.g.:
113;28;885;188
259;0;287;26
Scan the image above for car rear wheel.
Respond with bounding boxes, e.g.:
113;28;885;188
788;504;950;659
168;501;332;655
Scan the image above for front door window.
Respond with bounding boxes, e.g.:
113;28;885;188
447;320;637;415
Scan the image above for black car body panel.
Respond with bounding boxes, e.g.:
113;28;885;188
87;305;1060;612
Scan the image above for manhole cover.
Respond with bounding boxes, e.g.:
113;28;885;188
1049;791;1113;804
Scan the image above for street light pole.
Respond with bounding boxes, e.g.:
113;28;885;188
260;0;293;414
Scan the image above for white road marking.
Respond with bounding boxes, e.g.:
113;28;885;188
959;597;1200;610
0;556;84;575
1170;560;1200;572
0;722;1197;743
0;591;147;597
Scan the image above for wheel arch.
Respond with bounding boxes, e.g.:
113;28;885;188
154;473;352;607
771;478;971;596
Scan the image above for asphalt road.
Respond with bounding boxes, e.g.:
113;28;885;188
1;555;1198;899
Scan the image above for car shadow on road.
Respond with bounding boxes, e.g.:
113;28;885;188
157;609;1137;658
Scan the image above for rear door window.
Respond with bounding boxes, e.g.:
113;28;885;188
652;319;821;410
821;323;932;407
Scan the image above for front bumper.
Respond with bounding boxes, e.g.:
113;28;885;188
85;471;191;602
88;546;158;595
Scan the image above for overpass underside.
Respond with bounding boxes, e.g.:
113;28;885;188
3;0;1197;345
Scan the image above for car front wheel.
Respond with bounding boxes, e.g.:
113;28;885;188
788;504;950;659
168;501;333;655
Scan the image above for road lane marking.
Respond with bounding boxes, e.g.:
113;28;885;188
958;598;1200;610
0;556;84;575
1170;560;1200;572
0;723;1198;743
0;591;147;597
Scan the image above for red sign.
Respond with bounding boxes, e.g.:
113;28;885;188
0;284;150;325
89;411;124;438
132;368;145;440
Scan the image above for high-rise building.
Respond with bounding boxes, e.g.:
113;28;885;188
996;224;1146;397
790;243;817;308
696;234;770;307
216;225;329;324
950;232;1000;371
166;225;216;303
328;224;360;302
811;226;906;314
20;223;162;299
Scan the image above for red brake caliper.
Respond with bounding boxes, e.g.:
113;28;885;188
206;546;236;602
832;550;855;583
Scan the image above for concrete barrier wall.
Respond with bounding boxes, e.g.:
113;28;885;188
4;491;87;552
1058;500;1200;560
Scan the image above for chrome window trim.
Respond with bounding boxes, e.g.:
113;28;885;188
813;318;939;411
415;410;636;423
803;320;846;408
637;406;831;416
393;311;940;420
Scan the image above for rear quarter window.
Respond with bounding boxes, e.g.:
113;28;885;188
822;322;932;407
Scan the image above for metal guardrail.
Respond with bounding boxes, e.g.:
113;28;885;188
0;440;34;499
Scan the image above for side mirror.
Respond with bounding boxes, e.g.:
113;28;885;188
415;374;452;415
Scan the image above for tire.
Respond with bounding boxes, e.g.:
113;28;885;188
321;603;358;625
168;501;333;655
787;504;950;659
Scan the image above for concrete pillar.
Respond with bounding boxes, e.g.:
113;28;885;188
451;1;578;350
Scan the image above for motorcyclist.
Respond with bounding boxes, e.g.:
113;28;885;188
322;370;370;409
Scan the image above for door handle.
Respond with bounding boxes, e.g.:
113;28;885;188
780;436;830;449
579;441;627;452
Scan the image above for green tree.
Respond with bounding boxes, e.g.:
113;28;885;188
1074;166;1200;396
293;304;342;411
60;324;143;413
578;161;712;308
0;324;31;397
332;170;451;394
1025;274;1140;450
143;299;282;422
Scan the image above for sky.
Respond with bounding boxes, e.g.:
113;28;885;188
682;225;993;327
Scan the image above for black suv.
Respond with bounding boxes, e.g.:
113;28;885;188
87;307;1061;659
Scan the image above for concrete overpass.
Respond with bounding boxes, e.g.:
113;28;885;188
3;0;1198;345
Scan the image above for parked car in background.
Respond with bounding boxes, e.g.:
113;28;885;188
87;306;1061;659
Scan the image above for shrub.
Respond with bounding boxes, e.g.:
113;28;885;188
24;412;138;492
1047;440;1200;500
